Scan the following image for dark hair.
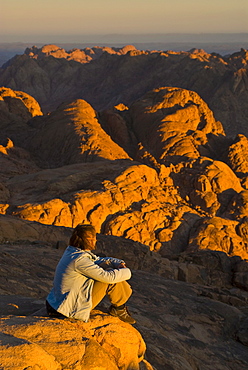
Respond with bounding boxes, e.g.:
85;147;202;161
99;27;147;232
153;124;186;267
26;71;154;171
69;224;96;250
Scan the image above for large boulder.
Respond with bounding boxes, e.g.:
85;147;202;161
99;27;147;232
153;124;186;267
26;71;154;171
226;134;248;188
226;190;248;220
0;86;42;120
187;216;248;259
0;87;42;144
129;87;225;163
24;99;131;167
171;157;243;215
0;314;148;370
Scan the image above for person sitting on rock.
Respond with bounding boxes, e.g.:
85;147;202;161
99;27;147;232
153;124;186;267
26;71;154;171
46;223;136;324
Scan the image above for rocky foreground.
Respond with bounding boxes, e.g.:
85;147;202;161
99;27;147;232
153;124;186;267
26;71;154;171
1;233;248;369
0;46;248;368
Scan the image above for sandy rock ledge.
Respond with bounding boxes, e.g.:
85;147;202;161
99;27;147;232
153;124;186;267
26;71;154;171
0;310;153;370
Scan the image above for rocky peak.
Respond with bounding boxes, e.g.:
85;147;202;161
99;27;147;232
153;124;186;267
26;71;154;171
129;87;225;162
0;87;42;117
228;48;248;68
24;43;138;64
23;98;131;167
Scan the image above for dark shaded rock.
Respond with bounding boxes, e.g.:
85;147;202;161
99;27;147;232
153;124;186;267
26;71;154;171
55;240;68;250
233;261;248;291
237;317;248;346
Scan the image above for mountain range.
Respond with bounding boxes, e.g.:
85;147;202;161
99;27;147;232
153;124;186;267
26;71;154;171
0;44;248;137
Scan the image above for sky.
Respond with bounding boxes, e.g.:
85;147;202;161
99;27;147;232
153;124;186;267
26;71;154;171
0;0;248;42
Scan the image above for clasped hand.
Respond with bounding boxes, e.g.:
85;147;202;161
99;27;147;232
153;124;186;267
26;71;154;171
99;261;126;270
118;262;126;269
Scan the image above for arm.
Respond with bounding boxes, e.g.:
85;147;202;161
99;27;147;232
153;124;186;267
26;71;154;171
75;255;131;284
95;256;125;269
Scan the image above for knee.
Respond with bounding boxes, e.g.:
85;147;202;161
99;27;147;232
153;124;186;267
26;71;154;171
125;281;133;298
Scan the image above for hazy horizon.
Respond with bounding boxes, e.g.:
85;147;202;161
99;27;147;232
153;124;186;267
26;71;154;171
1;32;248;45
1;0;247;41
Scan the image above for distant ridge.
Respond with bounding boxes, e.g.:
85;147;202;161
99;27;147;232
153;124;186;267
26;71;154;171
0;32;248;65
1;44;248;137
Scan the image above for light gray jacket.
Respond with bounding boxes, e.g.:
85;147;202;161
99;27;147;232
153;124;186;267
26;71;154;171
47;246;131;322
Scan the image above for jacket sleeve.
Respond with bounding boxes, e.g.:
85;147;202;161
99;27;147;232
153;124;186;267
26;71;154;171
74;255;131;283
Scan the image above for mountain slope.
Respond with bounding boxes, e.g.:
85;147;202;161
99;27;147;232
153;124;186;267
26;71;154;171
0;45;248;136
1;86;248;259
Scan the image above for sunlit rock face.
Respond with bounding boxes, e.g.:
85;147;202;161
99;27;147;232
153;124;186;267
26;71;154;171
226;190;248;220
22;99;131;167
187;217;247;259
0;313;148;370
25;44;137;63
0;87;42;144
129;86;225;162
0;85;248;259
226;134;248;188
0;87;42;118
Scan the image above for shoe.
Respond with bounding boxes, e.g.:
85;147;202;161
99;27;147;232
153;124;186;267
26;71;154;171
46;300;65;318
109;305;136;324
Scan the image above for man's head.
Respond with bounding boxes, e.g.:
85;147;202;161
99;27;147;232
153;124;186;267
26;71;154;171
69;224;96;250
